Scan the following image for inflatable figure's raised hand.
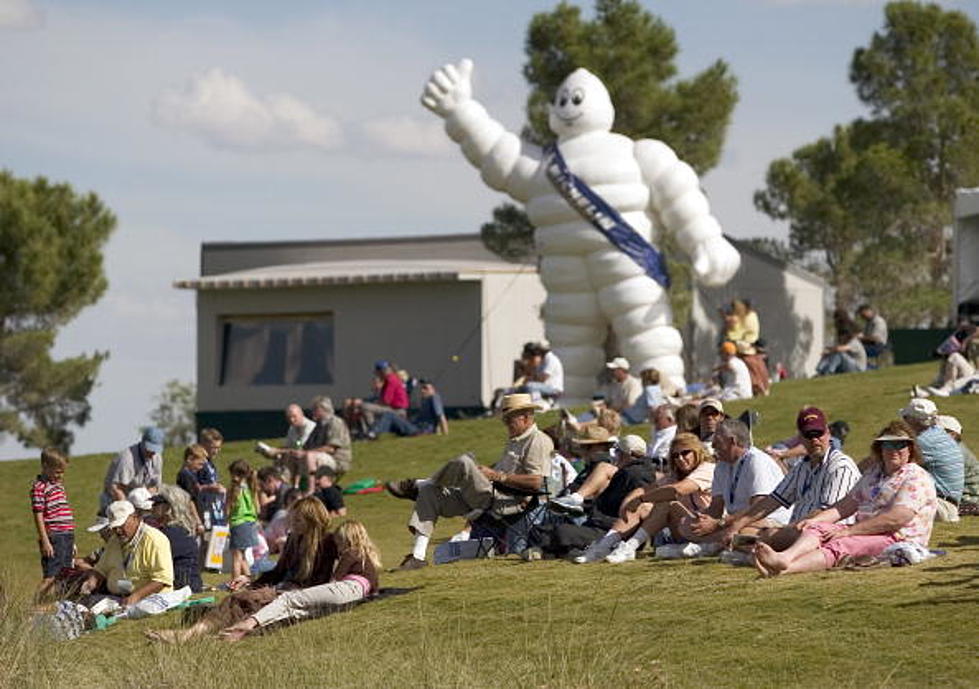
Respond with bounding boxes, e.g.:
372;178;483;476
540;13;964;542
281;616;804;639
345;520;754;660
691;235;740;287
420;58;474;117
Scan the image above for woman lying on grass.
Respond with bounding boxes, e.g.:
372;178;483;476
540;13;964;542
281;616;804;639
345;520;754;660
574;433;715;563
145;496;337;643
219;519;381;642
754;420;938;577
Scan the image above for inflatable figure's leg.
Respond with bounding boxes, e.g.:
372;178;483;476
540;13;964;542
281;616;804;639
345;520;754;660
539;254;606;404
587;249;686;390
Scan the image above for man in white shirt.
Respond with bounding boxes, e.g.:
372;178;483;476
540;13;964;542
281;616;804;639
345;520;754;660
519;342;564;400
255;403;317;482
603;357;642;412
716;342;753;400
647;404;677;469
716;406;860;550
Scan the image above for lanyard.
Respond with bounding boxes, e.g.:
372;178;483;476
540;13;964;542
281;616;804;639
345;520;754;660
728;453;748;507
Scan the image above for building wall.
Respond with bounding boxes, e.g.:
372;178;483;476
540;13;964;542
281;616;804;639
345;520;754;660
196;280;484;418
689;249;825;381
480;269;548;402
200;234;516;276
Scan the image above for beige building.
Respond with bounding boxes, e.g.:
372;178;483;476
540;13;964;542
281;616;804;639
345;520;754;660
176;234;825;438
954;188;979;322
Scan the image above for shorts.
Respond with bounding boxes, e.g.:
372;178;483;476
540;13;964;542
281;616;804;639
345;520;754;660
229;521;260;550
41;530;75;578
804;522;898;568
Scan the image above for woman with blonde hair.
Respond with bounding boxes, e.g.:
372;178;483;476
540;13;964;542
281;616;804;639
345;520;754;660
219;519;381;642
574;433;716;563
754;420;938;577
146;496;337;642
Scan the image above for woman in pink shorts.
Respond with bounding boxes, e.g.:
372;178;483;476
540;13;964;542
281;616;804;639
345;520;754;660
754;420;937;577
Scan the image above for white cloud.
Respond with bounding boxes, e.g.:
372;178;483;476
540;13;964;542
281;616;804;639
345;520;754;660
360;115;454;157
0;0;42;29
152;67;343;152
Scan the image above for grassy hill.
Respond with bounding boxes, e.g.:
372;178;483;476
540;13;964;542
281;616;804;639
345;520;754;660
1;362;977;689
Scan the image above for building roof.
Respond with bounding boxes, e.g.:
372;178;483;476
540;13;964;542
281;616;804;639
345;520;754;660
174;258;534;291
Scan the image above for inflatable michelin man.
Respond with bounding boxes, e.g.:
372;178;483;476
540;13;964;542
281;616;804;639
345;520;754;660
422;59;740;402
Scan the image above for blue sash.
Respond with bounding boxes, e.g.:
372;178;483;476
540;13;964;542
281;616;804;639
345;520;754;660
544;143;670;289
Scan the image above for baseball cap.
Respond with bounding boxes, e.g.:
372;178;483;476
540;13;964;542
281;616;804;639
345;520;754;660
86;515;110;533
605;357;630;371
899;398;937;419
374;360;390;371
141;427;164;455
699;398;724;414
127;486;154;511
105;500;135;528
796;406;828;435
620;434;647;457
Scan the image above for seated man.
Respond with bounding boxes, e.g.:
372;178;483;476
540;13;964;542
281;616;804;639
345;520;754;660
900;398;964;522
697;398;726;450
679;419;790;551
359;360;410;427
816;325;867;376
713;341;753;401
856;304;888;360
716;407;861;551
257;466;290;524
99;427;164;516
648;404;677;470
517;341;564;403
255;404;317;482
285;396;353;488
913;351;977;398
79;500;173;606
388;393;553;569
602;357;642;413
937;415;979;516
369;379;449;438
548;426;620;514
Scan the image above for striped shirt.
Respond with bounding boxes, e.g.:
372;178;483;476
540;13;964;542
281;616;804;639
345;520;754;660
30;476;75;533
771;447;861;523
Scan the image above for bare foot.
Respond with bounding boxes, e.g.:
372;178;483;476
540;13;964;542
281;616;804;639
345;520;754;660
753;542;786;577
752;551;773;578
144;629;188;643
218;627;251;643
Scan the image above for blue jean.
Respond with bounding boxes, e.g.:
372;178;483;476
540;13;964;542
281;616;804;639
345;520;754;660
371;411;420;437
519;382;561;400
817;352;861;375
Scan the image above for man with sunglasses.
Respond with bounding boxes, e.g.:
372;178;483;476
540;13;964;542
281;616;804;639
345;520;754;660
716;407;860;550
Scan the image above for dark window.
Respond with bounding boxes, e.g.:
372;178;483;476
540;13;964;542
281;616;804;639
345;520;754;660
219;314;334;386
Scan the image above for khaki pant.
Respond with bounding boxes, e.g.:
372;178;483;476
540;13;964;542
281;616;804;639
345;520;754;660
251;579;366;627
408;453;493;537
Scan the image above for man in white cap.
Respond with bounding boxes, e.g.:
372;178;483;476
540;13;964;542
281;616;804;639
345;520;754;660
937;415;979;516
602;357;642;413
99;427;165;515
900;398;964;522
80;500;173;606
388;393;553;569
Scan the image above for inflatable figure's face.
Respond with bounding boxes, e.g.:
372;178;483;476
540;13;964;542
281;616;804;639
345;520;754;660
548;68;614;141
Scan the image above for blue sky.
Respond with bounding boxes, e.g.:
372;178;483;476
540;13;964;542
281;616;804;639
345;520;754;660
1;0;974;458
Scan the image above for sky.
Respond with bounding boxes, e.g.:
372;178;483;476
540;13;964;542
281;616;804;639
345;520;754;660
1;0;975;459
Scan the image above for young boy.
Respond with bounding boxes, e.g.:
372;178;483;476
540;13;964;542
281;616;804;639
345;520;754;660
312;466;346;517
30;448;75;601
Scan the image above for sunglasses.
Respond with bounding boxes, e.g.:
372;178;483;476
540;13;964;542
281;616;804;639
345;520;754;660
801;429;825;440
879;440;911;452
669;449;694;460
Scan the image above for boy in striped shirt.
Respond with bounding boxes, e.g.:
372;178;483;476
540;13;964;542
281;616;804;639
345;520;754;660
31;448;75;601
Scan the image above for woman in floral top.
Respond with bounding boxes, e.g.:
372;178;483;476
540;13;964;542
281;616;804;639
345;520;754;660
754;420;937;577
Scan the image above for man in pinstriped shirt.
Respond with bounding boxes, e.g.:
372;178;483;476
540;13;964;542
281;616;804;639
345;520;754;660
717;406;861;551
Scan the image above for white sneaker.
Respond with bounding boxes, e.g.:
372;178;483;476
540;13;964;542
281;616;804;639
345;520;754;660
605;541;637;564
549;495;585;515
572;538;616;564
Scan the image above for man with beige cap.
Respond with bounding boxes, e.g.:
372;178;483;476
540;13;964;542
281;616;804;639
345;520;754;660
389;393;553;569
603;357;643;413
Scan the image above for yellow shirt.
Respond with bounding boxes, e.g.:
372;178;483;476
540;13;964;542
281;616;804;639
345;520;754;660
95;522;174;594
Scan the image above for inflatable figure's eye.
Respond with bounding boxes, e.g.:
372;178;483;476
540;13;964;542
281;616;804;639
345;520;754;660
559;96;568;107
571;89;584;106
556;89;569;107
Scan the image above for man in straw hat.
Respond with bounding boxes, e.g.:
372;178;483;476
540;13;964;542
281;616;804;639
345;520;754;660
388;393;553;569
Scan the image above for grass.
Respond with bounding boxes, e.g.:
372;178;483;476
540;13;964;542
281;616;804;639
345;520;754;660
0;361;977;689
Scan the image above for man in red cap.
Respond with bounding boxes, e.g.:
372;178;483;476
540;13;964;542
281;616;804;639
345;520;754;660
716;406;861;550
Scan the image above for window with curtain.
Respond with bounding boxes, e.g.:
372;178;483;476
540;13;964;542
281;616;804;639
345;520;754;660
219;314;334;386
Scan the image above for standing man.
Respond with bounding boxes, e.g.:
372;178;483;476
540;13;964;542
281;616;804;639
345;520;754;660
603;357;642;413
99;427;165;515
388;393;553;569
716;407;861;550
288;396;353;487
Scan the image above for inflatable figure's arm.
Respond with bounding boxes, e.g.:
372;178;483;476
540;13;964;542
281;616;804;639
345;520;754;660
634;139;740;287
421;59;540;202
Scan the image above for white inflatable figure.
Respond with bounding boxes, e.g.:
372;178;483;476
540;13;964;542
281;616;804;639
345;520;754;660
421;59;740;402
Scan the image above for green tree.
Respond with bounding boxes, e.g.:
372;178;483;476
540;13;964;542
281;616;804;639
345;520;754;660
0;170;114;451
754;1;979;326
149;379;196;447
482;0;738;324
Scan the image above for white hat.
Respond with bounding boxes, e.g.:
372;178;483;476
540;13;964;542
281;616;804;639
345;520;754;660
937;415;963;435
620;434;647;457
86;516;110;533
900;398;937;419
605;356;630;371
105;500;135;528
127;486;154;511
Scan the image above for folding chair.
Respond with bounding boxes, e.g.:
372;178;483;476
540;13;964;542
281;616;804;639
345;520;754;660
470;477;552;557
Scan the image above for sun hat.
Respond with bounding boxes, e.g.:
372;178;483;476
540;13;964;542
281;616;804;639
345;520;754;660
499;393;538;417
105;500;136;528
86;515;110;533
796;406;828;435
576;425;613;445
127;486;154;511
141;426;164;455
937;415;962;435
620;434;647;456
873;428;914;443
605;356;630;371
